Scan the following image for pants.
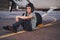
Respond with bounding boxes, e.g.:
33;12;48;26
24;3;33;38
12;19;32;31
10;0;16;12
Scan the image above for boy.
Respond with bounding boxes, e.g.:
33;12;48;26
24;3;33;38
3;3;41;32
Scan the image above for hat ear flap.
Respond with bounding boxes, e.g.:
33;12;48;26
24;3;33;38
31;7;34;12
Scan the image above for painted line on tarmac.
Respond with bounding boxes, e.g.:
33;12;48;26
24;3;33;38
44;16;57;27
0;31;26;39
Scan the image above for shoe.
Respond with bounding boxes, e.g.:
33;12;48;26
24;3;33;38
3;25;17;33
3;26;10;30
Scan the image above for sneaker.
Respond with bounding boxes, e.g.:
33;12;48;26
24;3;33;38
3;26;10;30
3;25;17;33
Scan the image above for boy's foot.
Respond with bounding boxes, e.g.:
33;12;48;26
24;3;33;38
3;26;17;33
3;26;10;30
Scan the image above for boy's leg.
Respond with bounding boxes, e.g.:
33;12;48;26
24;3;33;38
3;19;24;32
12;19;24;31
3;18;32;32
21;19;33;31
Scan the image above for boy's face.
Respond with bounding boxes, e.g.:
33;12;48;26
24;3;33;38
26;6;32;13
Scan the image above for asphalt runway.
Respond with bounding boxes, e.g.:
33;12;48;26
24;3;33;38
0;11;60;40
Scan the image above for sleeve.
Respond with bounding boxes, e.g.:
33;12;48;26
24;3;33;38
29;13;35;17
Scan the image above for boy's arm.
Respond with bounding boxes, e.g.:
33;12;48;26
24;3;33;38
16;15;33;19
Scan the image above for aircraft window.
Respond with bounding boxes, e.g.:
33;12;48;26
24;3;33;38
15;0;22;1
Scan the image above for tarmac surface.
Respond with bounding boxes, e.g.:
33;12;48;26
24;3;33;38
0;10;60;40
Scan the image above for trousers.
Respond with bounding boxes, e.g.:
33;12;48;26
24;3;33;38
12;19;32;31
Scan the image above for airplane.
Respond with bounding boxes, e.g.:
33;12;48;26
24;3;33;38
13;0;59;9
9;0;59;11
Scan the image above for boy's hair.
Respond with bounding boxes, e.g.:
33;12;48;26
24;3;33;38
26;3;34;12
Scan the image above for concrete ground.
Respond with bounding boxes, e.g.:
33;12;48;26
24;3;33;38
0;10;60;40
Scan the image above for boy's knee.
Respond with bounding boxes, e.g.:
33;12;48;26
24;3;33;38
16;17;20;22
